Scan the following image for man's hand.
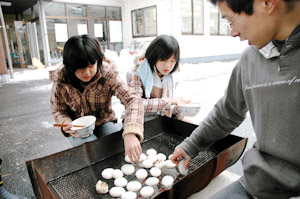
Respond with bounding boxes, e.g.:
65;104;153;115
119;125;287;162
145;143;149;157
170;147;191;169
124;133;142;163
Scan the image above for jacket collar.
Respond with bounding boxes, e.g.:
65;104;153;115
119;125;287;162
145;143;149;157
259;23;300;59
259;42;280;59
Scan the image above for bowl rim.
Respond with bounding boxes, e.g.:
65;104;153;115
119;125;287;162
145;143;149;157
71;115;96;130
178;103;201;108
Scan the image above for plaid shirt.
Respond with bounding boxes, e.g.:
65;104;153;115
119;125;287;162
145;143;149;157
50;62;144;140
126;72;181;117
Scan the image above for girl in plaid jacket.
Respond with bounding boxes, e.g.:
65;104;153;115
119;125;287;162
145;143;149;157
127;35;190;122
51;35;144;162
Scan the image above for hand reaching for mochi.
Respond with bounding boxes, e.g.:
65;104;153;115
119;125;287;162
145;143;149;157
170;147;191;170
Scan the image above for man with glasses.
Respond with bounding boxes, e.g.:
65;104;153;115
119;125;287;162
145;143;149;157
171;0;300;198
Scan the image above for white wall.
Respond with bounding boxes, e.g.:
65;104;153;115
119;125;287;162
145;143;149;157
122;0;248;59
179;35;248;58
52;0;123;6
122;0;175;48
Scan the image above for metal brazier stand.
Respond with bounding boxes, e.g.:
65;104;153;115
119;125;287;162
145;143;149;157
26;116;247;199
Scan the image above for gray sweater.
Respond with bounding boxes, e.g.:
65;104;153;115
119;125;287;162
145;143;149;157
179;24;300;199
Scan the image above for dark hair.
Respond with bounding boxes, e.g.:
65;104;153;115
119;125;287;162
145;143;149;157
145;35;180;74
63;34;104;85
209;0;254;14
209;0;294;15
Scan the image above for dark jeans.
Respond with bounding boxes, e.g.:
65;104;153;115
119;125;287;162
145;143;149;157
94;121;123;138
209;181;254;199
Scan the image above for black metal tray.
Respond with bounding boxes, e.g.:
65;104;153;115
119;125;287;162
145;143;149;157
26;117;247;199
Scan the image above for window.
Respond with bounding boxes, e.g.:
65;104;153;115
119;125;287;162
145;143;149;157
107;7;121;20
46;18;67;64
45;3;122;54
210;4;230;35
132;6;157;37
89;20;106;41
88;5;106;18
89;20;108;50
44;2;66;16
68;19;88;37
181;0;204;35
67;4;87;17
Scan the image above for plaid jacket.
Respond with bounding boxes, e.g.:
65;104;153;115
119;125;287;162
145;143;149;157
126;72;181;117
50;62;144;140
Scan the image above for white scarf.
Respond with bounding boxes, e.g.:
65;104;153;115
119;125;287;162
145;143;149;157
137;59;175;99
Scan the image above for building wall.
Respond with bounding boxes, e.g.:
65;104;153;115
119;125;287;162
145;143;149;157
122;0;248;59
44;0;249;60
122;0;174;49
53;0;123;7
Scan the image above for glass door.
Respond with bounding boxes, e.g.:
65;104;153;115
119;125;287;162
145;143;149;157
14;21;31;68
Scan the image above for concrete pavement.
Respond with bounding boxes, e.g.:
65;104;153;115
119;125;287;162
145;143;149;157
0;71;72;198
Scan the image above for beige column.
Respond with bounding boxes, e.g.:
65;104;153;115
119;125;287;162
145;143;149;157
0;30;8;74
0;3;13;79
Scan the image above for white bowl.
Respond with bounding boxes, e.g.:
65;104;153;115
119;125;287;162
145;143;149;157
178;103;201;117
70;115;96;138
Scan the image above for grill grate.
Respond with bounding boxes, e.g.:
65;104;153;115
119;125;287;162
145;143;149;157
48;132;218;199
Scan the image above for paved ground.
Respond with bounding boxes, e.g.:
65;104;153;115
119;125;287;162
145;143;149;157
0;75;72;198
0;61;256;198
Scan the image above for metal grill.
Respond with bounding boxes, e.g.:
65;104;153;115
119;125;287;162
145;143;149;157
48;132;218;199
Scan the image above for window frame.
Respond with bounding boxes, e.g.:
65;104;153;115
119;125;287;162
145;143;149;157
44;3;123;50
209;5;230;36
181;0;204;35
131;5;157;38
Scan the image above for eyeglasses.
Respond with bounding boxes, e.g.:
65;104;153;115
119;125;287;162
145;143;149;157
224;13;239;30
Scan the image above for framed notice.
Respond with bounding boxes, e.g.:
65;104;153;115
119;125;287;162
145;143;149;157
94;24;103;38
54;23;68;42
109;21;122;43
78;24;88;35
